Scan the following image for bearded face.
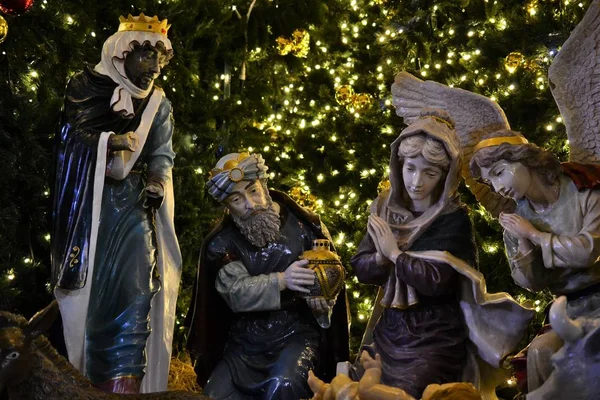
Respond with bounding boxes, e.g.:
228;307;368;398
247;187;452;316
224;180;281;247
231;202;281;248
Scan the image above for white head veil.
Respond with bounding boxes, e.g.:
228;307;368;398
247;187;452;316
94;15;172;118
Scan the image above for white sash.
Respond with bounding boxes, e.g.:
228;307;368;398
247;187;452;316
107;88;164;180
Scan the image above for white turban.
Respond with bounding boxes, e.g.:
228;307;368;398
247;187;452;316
207;153;269;202
94;28;172;118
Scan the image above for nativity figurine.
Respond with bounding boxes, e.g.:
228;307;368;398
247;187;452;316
349;109;532;400
185;152;349;400
50;13;181;394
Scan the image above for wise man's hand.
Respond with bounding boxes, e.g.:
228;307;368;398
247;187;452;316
143;182;164;209
109;131;139;152
146;182;164;199
306;297;335;313
280;259;315;293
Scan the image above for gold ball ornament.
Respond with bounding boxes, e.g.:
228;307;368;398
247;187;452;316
291;29;310;58
276;29;310;58
264;126;278;141
525;58;544;75
378;178;391;194
0;15;7;44
352;93;373;111
289;186;319;213
290;186;304;202
335;85;355;106
526;0;539;16
505;52;525;72
276;36;293;56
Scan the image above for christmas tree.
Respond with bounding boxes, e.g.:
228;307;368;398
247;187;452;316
0;0;588;364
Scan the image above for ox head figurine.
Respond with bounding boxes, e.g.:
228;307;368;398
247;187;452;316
527;296;600;400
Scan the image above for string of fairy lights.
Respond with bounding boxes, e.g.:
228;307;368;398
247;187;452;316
4;0;587;349
212;0;576;321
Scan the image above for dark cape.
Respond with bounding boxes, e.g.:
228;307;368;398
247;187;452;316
400;206;477;264
51;65;153;289
185;190;350;386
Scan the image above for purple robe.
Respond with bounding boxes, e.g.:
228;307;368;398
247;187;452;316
351;207;477;398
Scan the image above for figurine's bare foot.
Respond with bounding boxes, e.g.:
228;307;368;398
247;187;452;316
360;351;382;370
357;352;384;396
307;370;328;400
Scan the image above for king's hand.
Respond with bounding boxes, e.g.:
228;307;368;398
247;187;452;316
109;131;139;152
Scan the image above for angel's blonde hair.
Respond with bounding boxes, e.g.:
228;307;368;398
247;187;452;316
469;130;561;185
398;134;451;170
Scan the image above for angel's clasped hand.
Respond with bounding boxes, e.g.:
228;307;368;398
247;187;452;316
499;212;542;244
368;215;401;263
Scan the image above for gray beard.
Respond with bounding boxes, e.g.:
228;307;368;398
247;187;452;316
232;204;281;248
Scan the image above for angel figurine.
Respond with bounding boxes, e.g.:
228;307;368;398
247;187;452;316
391;0;600;395
350;109;532;399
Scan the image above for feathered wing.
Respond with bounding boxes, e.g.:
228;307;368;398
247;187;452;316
391;71;515;216
549;0;600;165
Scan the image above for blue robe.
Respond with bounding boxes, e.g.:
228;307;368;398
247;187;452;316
51;66;175;384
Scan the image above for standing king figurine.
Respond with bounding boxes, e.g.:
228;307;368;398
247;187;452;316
50;13;181;394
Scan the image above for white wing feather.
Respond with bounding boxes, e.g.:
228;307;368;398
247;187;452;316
549;0;600;165
391;71;515;216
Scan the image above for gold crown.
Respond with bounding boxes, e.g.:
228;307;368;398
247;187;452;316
118;13;171;36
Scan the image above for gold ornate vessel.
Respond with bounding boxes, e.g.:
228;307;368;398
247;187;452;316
301;239;345;301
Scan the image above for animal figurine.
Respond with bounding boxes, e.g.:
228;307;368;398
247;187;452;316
527;296;600;400
0;301;210;399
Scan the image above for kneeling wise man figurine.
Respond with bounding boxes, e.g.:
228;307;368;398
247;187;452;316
186;153;349;400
